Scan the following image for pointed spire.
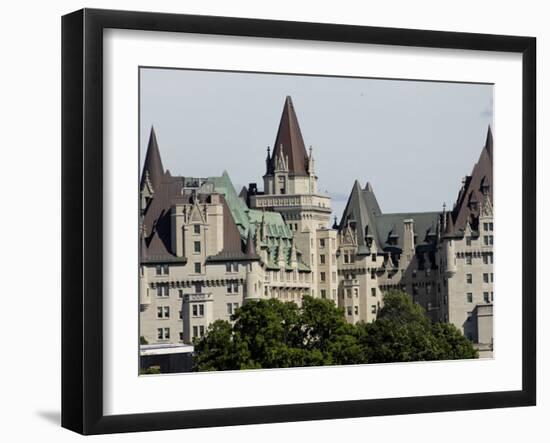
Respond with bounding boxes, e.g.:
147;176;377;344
245;229;257;257
141;127;164;189
443;212;455;237
290;239;297;268
277;237;286;268
365;181;373;192
267;96;309;176
484;125;493;159
332;216;338;229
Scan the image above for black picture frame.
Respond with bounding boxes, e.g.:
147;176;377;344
61;8;536;435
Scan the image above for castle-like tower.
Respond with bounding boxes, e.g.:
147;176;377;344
249;96;338;302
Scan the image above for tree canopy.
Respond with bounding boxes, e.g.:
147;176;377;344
193;291;477;371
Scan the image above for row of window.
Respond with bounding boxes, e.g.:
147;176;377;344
157;327;205;341
344;288;377;298
465;254;494;265
465;273;494;284
466;291;494;303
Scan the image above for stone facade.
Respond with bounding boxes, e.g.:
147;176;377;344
139;96;494;357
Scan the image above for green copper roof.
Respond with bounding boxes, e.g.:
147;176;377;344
206;171;292;241
206;172;307;271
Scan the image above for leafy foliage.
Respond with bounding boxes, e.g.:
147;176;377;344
193;291;478;371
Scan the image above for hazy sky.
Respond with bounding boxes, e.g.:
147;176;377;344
140;68;493;220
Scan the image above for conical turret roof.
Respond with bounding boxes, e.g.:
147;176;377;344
267;96;309;176
141;127;165;189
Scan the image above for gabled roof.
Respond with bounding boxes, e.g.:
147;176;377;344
266;96;309;176
450;126;493;235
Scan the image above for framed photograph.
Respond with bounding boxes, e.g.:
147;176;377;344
61;8;536;435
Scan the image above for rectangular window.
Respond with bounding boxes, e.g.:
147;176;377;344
347;306;352;316
466;237;472;246
199;304;204;316
320;272;326;282
156;285;168;297
192;305;198;316
227;303;233;315
467;293;473;303
350;254;355;263
483;255;488;265
227;283;233;293
344;254;349;264
354;306;359;315
490;273;494;283
371;288;376;297
194;241;201;253
157;306;163;318
162;264;169;275
155;265;162;275
372;253;377;262
179;332;184;341
319;239;325;248
157;328;163;340
178;289;184;298
194;262;201;274
164;328;170;339
371;305;377;314
194;224;200;234
225;263;231;272
192;326;198;338
232;263;238;272
332;272;336;282
164;306;170;318
466;255;472;265
320;289;327;299
466;274;473;284
346;289;352;298
354;288;358;298
319;254;325;264
371;270;376;279
483;273;489;283
483;292;490;303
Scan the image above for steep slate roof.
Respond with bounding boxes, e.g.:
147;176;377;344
449;126;493;235
339;180;439;255
339;180;383;254
375;212;440;251
140;133;251;264
267;96;309;176
140;127;165;190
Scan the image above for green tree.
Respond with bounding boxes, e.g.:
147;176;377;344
192;290;478;371
364;290;477;362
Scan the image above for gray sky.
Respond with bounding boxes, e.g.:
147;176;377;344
140;68;493;220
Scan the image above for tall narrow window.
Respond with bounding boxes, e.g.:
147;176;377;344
194;241;201;253
194;262;201;274
194;224;200;234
